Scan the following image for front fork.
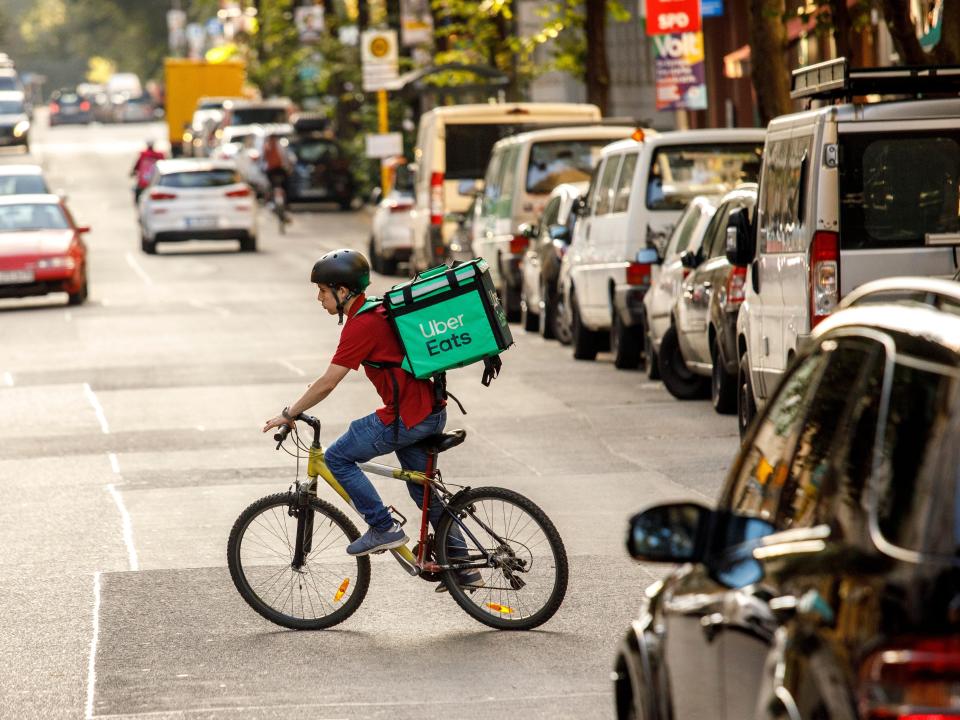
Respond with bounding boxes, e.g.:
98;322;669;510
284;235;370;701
290;477;317;571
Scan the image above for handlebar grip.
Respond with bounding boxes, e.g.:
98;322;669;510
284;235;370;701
274;423;292;449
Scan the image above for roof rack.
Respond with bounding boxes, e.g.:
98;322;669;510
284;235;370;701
791;57;960;101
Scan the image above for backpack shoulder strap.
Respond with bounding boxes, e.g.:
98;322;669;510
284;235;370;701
355;296;382;316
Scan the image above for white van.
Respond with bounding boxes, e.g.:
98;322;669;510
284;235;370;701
472;124;637;319
729;59;960;435
560;129;765;362
409;102;601;273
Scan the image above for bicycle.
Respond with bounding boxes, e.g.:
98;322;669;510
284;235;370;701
227;412;568;631
269;184;290;234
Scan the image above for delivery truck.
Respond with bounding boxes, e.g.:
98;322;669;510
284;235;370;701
164;58;246;157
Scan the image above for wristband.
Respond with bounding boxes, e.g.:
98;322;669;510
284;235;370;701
282;407;294;420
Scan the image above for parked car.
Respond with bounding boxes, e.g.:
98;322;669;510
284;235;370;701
0;69;23;93
211;126;257;160
661;184;757;411
409;102;602;273
559;129;764;365
114;93;155;123
0;165;49;195
643;195;719;380
0;91;30;152
0;194;89;305
472;125;637;320
48;88;92;125
732;58;960;436
369;162;415;275
137;160;257;254
519;181;587;339
286;132;354;208
615;280;960;720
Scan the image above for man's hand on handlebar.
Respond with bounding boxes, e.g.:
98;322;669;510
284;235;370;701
262;407;295;434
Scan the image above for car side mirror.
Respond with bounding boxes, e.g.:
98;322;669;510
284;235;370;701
547;224;570;244
725;212;754;267
572;196;587;217
679;249;700;269
627;502;712;563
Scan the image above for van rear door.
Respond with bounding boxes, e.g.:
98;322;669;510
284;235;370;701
838;122;960;293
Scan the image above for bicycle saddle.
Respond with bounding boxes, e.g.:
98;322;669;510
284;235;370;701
412;429;466;453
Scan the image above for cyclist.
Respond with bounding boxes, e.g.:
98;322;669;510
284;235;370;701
262;133;291;199
130;140;164;202
261;249;481;587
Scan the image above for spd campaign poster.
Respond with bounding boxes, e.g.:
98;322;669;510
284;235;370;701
654;31;708;111
646;0;701;35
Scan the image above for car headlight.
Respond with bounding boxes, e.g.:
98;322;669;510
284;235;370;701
13;120;30;137
35;256;75;270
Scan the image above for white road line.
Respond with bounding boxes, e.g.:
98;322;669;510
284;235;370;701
277;359;306;376
84;571;102;720
108;453;120;474
107;484;139;572
83;383;110;434
125;252;153;287
2;372;12;387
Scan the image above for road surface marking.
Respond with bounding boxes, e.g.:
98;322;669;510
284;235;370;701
107;483;139;572
2;372;12;387
277;359;306;376
64;311;72;322
84;571;102;720
108;453;120;474
83;383;110;434
125;252;154;286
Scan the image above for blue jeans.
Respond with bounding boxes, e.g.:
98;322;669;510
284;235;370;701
325;409;447;532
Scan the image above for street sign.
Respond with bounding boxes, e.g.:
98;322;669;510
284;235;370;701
365;132;403;159
361;29;399;92
645;0;701;36
701;0;724;17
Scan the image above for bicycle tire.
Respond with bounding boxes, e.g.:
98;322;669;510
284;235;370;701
435;487;568;631
227;492;370;630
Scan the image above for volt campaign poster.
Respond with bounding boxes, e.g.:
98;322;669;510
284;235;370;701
654;31;708;111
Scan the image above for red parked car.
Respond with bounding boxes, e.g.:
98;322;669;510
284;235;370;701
0;194;90;305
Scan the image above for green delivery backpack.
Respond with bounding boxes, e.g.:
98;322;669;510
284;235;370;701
356;259;514;435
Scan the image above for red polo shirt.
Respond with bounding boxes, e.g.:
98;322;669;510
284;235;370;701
331;293;439;428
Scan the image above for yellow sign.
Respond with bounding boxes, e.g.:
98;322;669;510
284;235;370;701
370;36;390;58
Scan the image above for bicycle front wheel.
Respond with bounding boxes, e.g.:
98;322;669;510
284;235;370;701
227;492;370;630
435;487;568;630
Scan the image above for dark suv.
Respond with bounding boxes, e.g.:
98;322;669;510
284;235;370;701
614;278;960;720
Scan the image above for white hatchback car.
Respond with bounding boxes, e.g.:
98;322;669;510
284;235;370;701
137;160;257;254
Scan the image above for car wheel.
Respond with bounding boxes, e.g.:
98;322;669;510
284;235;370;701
645;324;661;380
67;271;88;306
141;232;156;255
611;312;643;370
520;288;539;332
711;338;737;414
368;236;382;274
659;326;710;400
240;233;257;252
738;350;758;438
571;290;601;361
539;279;557;340
554;287;572;345
505;283;522;324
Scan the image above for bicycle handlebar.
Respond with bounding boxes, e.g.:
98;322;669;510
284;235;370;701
273;412;322;449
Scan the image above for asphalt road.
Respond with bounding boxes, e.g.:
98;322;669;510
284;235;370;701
0;116;740;720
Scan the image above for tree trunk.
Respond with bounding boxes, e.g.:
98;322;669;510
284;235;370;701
584;0;609;115
828;0;854;62
748;0;791;125
878;0;928;64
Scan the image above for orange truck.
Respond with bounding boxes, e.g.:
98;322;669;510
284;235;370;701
163;57;246;157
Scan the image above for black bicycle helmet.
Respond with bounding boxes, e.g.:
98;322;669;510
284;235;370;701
311;249;370;324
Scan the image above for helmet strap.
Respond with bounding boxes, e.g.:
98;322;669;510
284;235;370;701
333;285;359;325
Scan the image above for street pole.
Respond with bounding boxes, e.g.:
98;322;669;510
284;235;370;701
378;88;391;194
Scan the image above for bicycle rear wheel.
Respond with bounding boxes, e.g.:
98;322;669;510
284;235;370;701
227;492;370;630
435;487;568;630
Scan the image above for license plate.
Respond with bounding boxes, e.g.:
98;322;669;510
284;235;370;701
0;269;34;284
185;216;217;228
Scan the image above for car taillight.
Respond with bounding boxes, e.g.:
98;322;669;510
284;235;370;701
626;261;652;287
80;101;90;111
809;230;839;328
510;234;529;255
50;102;59;113
149;191;177;201
226;187;251;198
430;172;444;225
859;637;960;720
725;265;748;309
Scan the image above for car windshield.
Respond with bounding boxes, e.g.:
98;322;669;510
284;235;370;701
57;93;80;104
525;140;609;194
0;175;47;194
840;131;960;249
0;77;19;91
159;170;240;188
0;99;24;114
231;107;287;125
646;143;763;210
0;203;68;231
290;138;339;163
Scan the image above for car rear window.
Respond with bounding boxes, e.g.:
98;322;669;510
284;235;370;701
231;107;288;125
0;99;24;114
445;123;531;181
0;203;68;230
840;132;960;250
525;140;609;194
0;175;47;194
0;76;19;91
159;170;240;188
290;139;339;163
646;143;763;210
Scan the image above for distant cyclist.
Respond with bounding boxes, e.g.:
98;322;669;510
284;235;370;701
261;250;481;587
262;133;291;198
130;140;164;203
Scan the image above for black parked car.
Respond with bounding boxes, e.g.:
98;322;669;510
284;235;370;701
286;132;355;209
615;278;960;720
49;88;92;125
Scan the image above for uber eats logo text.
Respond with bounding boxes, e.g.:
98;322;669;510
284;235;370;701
420;314;472;356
